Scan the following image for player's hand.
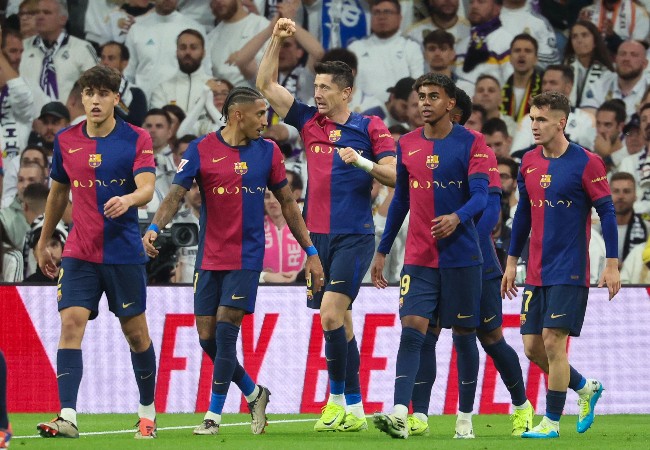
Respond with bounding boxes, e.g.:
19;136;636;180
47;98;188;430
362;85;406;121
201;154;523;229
431;213;460;239
338;147;360;165
370;252;388;289
305;254;325;293
104;195;132;219
598;259;621;300
143;230;159;258
273;18;296;38
36;238;58;279
501;265;518;300
117;14;135;32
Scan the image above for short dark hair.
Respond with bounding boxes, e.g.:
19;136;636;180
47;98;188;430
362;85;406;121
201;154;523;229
454;87;472;125
531;92;570;118
610;171;636;184
544;64;574;84
177;134;198;145
597;99;627;125
22;182;49;205
472;104;488;119
320;48;358;72
1;28;22;50
162;104;187;123
476;74;501;88
423;29;455;48
144;108;172;127
482;117;509;137
511;33;539;54
372;0;400;13
640;102;650;116
314;61;355;89
221;86;265;122
177;28;204;48
100;41;129;61
497;156;518;179
388;124;409;135
413;73;456;98
20;145;49;167
78;65;122;93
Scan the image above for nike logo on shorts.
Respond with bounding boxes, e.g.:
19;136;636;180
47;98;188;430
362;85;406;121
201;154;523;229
123;302;135;309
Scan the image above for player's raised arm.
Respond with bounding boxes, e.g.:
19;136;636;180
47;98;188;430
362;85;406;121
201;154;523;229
36;180;71;278
272;183;325;293
143;184;188;258
256;18;299;119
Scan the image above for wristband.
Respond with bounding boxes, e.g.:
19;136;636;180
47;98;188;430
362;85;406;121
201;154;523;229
353;154;374;172
147;224;160;234
305;245;318;256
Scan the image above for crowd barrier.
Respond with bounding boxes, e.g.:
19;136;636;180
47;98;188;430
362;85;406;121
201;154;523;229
1;285;648;414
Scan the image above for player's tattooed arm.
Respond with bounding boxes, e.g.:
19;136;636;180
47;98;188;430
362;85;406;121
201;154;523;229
273;184;312;249
143;184;188;258
273;183;325;293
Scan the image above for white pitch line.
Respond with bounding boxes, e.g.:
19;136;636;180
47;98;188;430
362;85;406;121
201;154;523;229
15;417;318;439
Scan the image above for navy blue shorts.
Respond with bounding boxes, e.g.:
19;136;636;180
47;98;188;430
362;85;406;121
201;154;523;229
194;269;260;315
307;233;374;310
58;257;147;320
520;284;589;337
478;277;504;332
399;264;482;329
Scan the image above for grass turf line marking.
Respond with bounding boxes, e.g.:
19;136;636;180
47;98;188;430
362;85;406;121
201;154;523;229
16;417;318;439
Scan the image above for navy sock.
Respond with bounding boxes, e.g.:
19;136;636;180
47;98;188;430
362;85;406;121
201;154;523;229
453;333;479;413
482;338;527;406
211;336;255;397
546;390;566;422
344;337;362;405
394;327;426;407
57;349;83;410
412;330;438;415
568;366;586;391
210;322;240;414
0;351;7;429
324;326;347;395
130;342;157;406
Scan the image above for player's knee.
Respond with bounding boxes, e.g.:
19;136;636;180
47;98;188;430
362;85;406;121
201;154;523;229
451;325;476;336
124;329;150;352
320;310;343;331
59;319;84;344
195;316;216;340
478;328;503;347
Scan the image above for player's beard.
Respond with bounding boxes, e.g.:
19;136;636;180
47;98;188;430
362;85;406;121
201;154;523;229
179;57;201;74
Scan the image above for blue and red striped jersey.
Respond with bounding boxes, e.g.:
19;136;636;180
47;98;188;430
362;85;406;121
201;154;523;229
378;124;490;268
284;100;395;235
173;131;287;271
50;118;155;264
510;143;613;286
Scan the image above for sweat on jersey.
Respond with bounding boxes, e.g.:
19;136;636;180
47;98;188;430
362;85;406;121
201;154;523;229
173;131;287;272
377;124;490;268
50;118;155;264
283;100;395;235
508;143;617;286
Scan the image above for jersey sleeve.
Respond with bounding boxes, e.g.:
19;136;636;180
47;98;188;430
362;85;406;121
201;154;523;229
509;163;532;257
133;131;155;176
50;137;69;184
367;115;396;161
377;141;410;254
172;141;201;190
582;153;612;206
268;140;288;191
468;132;490;182
487;148;502;195
283;99;318;132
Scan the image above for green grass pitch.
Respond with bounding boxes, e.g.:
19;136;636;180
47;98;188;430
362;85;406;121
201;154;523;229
7;413;650;449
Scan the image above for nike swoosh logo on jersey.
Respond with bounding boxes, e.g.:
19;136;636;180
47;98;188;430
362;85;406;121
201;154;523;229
231;294;245;300
408;149;422;156
483;315;497;323
68;147;83;154
122;302;135;309
550;313;566;319
457;313;473;319
213;156;227;163
526;167;537;174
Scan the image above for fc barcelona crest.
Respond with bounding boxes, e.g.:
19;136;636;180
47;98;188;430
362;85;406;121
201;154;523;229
520;313;526;326
426;154;439;170
88;154;102;168
540;174;551;189
234;161;248;175
329;129;341;142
